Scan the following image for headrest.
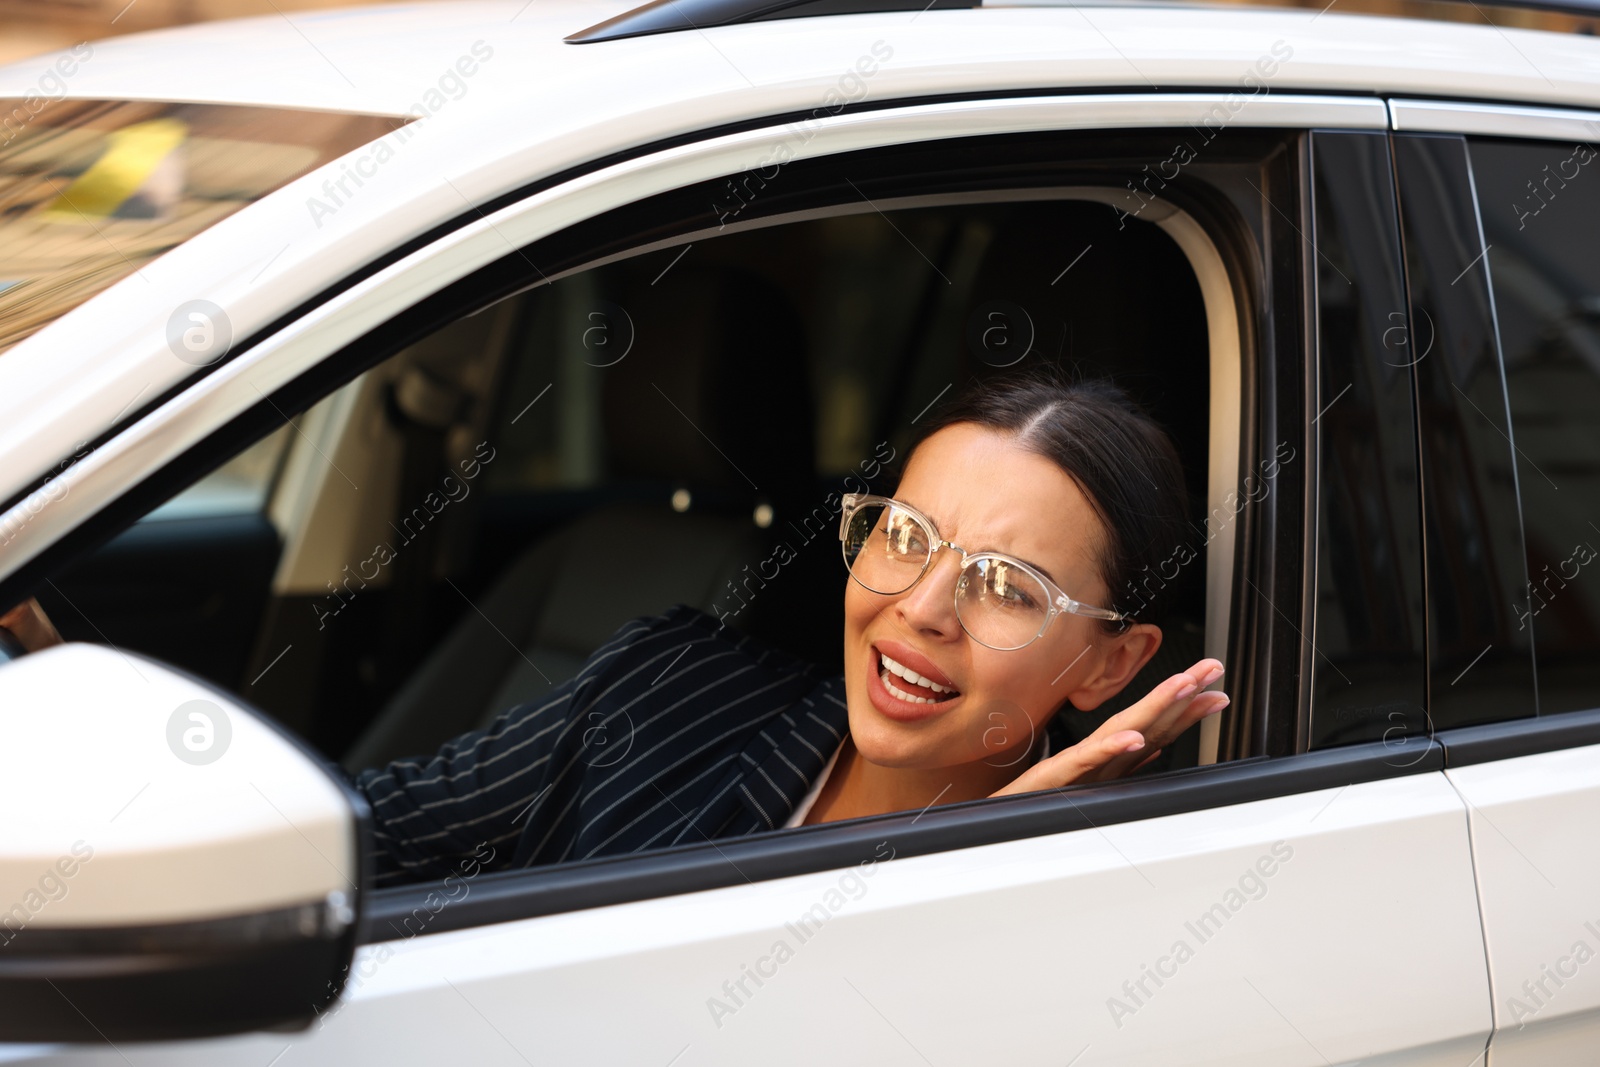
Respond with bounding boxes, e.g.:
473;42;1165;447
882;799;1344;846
961;200;1206;399
601;264;816;511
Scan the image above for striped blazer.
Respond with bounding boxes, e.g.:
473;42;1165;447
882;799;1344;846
355;605;850;886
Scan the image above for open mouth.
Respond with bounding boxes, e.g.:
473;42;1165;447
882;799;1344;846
878;650;961;705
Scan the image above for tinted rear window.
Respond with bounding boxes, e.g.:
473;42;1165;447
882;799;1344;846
1472;134;1600;715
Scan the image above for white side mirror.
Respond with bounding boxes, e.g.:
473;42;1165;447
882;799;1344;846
0;643;366;1042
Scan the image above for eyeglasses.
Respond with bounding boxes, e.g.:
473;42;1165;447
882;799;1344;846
838;493;1128;651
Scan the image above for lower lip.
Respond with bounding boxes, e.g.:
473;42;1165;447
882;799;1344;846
865;646;961;723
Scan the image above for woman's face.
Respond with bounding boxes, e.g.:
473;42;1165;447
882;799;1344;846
842;422;1144;770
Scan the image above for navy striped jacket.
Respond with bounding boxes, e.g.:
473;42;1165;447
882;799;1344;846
356;605;850;886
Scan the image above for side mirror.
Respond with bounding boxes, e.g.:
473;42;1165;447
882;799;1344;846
0;644;366;1042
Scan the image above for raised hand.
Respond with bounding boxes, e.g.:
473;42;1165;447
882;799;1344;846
991;660;1228;798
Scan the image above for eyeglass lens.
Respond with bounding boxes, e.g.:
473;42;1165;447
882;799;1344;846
842;501;1049;650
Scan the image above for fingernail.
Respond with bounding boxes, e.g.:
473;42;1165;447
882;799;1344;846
1175;683;1197;701
1125;740;1145;752
1202;666;1225;686
1205;696;1231;715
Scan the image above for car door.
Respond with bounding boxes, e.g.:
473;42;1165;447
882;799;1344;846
1388;98;1600;1066
0;94;1492;1066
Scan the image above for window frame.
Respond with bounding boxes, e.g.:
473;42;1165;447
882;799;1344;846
517;183;1247;758
0;93;1378;934
1303;129;1431;753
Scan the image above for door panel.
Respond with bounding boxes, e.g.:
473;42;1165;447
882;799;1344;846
36;512;279;690
28;426;289;690
1446;745;1600;1065
1425;121;1600;1065
37;768;1490;1066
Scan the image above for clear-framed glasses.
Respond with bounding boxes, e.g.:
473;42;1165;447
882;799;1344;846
838;492;1128;651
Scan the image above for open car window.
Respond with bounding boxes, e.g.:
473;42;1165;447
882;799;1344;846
38;195;1230;823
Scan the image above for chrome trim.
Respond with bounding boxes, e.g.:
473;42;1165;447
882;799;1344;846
1388;98;1600;140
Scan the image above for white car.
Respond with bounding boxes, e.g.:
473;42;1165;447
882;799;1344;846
1;0;1598;1062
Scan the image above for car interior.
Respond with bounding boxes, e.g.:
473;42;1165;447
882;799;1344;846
35;195;1221;794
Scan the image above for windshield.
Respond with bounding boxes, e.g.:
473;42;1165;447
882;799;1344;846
0;99;397;354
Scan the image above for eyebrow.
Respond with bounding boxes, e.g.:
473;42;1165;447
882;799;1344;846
897;495;1060;584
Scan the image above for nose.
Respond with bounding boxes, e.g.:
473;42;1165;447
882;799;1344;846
894;546;963;640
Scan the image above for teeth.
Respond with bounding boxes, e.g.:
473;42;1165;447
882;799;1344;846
880;652;955;693
882;671;938;704
879;653;957;703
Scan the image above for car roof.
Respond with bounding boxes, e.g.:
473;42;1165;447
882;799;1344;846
1;0;1599;116
1;0;1599;521
0;1;623;116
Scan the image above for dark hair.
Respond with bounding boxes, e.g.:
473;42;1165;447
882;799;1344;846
906;370;1191;630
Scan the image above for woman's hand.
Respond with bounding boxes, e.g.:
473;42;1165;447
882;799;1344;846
991;660;1228;798
0;598;64;653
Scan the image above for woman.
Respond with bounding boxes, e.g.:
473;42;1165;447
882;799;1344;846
0;372;1228;886
353;370;1229;883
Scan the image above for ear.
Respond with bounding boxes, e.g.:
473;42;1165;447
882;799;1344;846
1065;623;1164;712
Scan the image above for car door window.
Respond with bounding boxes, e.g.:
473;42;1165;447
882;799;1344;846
266;192;1230;777
141;425;292;522
1469;135;1600;716
474;200;1212;674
